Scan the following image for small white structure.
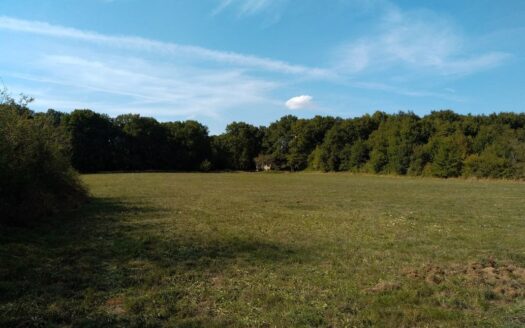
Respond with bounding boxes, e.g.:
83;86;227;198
255;154;275;172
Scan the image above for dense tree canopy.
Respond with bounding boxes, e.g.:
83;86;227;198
26;108;525;179
162;120;211;171
64;110;121;172
3;87;523;226
212;122;263;171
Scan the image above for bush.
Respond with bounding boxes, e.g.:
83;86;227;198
463;139;525;179
199;159;212;172
463;153;512;178
0;103;87;225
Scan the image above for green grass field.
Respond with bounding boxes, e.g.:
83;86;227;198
1;173;525;327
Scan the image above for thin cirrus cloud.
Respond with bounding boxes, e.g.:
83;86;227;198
0;12;510;85
0;16;329;78
213;0;289;17
334;6;510;76
0;1;514;133
0;16;291;133
285;95;314;110
5;52;280;118
211;0;510;77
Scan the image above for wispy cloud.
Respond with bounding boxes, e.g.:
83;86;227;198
335;6;510;76
0;17;300;133
0;1;514;132
213;0;289;18
0;16;329;77
350;81;466;102
5;53;280;118
0;15;337;133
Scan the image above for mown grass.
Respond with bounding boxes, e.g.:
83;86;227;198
1;173;525;327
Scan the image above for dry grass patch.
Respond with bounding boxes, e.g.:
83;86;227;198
405;258;525;302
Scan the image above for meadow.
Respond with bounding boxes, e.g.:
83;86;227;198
1;173;524;327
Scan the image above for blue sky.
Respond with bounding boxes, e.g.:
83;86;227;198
1;0;524;134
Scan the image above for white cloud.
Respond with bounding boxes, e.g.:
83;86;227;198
0;15;336;134
0;2;513;131
335;6;510;76
0;16;329;78
214;0;289;17
0;17;293;130
350;81;465;102
285;95;313;110
6;53;280;118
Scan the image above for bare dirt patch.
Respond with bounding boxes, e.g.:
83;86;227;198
105;297;126;315
405;258;525;301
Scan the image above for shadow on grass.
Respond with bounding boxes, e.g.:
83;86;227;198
0;197;303;326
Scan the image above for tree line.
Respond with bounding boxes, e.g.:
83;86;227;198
2;92;524;225
4;86;524;225
36;108;525;179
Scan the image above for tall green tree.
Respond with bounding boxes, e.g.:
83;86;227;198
287;116;336;171
115;114;169;170
262;115;298;170
217;122;263;170
430;134;468;178
65;110;121;172
163;120;211;171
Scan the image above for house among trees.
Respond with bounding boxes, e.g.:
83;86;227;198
254;154;275;172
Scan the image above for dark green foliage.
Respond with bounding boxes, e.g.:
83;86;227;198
47;108;525;179
62;111;212;172
307;146;323;170
367;112;428;174
163;120;211;171
115;114;169;170
53;108;525;179
464;131;525;179
287;116;337;171
199;159;213;172
210;135;230;170
213;122;263;170
430;134;468;178
0;103;86;224
65;110;122;172
317;114;381;172
262;115;298;170
10;101;524;179
347;140;370;171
